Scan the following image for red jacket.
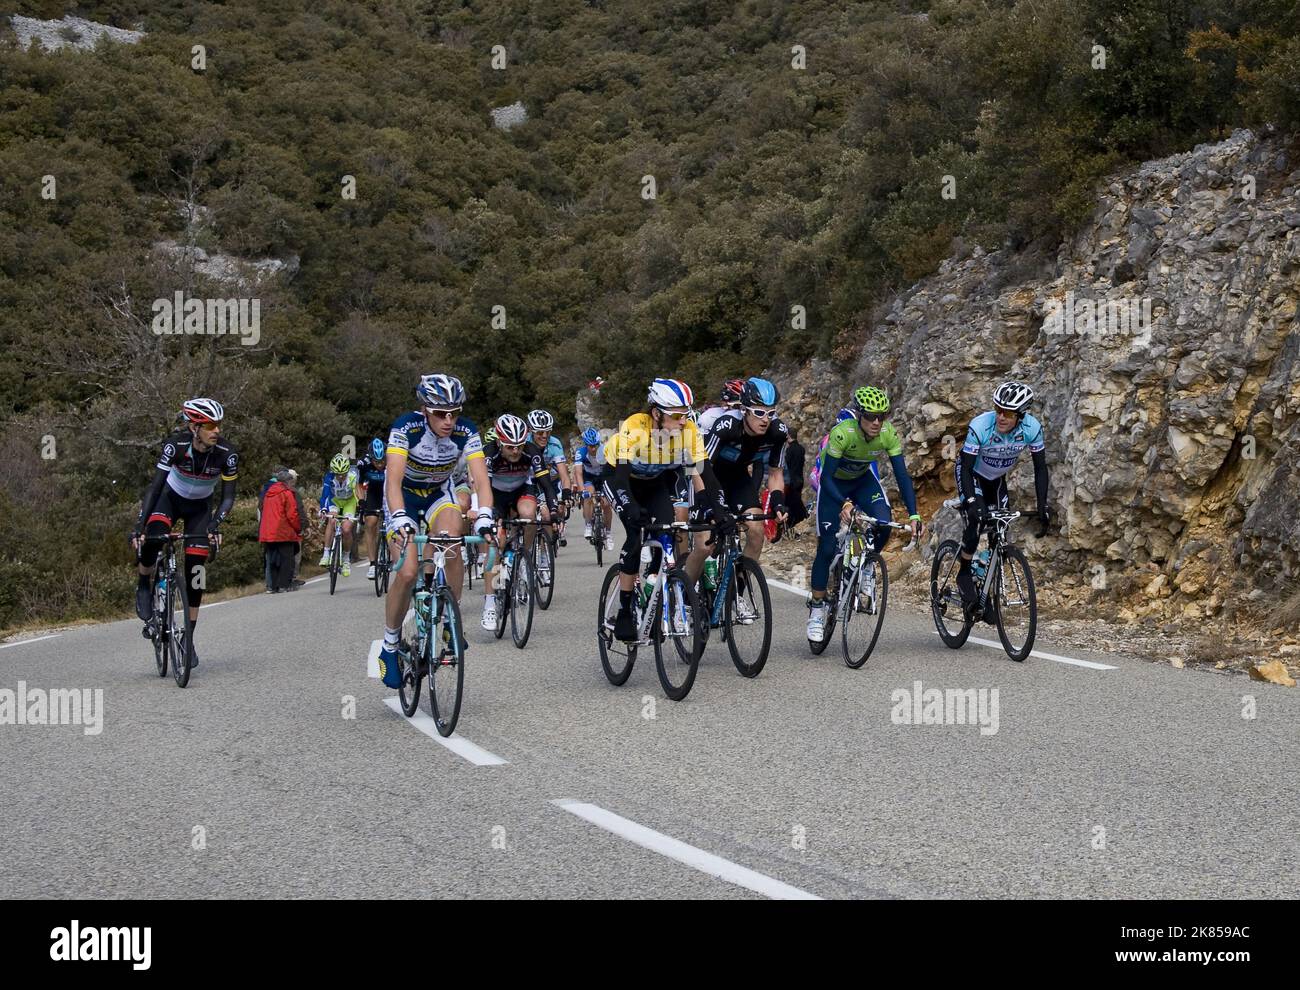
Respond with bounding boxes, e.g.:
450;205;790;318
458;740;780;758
259;482;301;542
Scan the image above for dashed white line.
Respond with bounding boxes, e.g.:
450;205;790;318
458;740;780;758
304;576;328;586
367;639;381;678
0;633;62;650
766;578;809;597
382;698;508;766
552;800;820;900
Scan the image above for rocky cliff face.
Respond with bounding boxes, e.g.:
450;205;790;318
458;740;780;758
772;129;1300;627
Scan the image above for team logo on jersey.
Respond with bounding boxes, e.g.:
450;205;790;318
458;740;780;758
163;443;176;458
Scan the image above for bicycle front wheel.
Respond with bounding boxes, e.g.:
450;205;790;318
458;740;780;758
994;545;1037;661
429;589;466;735
373;539;387;597
725;557;772;678
329;536;340;595
596;563;636;685
151;573;167;677
654;568;702;701
169;566;192;688
842;553;888;670
930;540;973;649
509;543;535;649
535;529;556;610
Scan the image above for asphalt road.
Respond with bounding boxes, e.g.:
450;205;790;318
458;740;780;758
3;526;1296;899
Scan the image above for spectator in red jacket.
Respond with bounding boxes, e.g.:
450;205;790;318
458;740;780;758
259;468;302;592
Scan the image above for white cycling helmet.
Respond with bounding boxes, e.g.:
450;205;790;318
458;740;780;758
993;381;1034;413
416;373;465;409
526;409;554;432
494;414;529;446
647;378;693;411
183;398;225;424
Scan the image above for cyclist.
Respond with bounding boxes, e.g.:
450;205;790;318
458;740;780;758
807;407;857;494
807;387;924;643
696;378;745;436
377;374;493;689
526;409;571;547
604;378;735;642
704;377;791;574
573;426;614;548
318;453;362;577
358;438;387;579
480;413;560;629
955;381;1050;604
132;398;238;668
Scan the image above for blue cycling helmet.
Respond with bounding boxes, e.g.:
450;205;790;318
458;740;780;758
741;377;779;407
370;437;385;460
835;407;856;423
415;373;465;409
582;427;600;445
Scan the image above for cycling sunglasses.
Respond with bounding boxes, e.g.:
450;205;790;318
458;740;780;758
858;411;885;423
745;407;778;420
425;407;461;420
500;442;524;452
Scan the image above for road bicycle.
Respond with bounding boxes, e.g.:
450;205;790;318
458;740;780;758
531;510;565;611
808;510;912;669
694;511;774;678
931;498;1037;661
490;517;539;649
587;490;613;566
323;511;357;595
596;521;707;701
139;531;215;688
390;528;488;736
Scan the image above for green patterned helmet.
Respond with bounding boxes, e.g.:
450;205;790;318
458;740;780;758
853;386;890;415
329;454;350;474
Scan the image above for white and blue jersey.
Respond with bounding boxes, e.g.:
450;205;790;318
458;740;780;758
386;412;484;493
574;441;608;481
962;412;1045;481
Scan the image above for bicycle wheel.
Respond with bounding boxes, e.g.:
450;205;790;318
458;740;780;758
492;559;508;640
535;527;556;610
654;568;702;701
994;545;1037;661
842;553;888;670
328;533;340;595
724;556;772;678
169;565;192;688
464;541;477;590
509;541;535;649
596;563;636;685
373;537;388;597
930;539;974;649
397;629;423;718
808;557;841;655
429;588;465;735
151;571;167;677
594;505;605;567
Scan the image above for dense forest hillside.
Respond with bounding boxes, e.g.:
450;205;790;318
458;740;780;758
1;0;1298;629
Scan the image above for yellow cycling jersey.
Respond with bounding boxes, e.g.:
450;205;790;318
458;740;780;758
604;413;707;480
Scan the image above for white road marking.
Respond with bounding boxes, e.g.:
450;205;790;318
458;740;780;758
953;633;1118;670
382;698;507;766
553;800;820;900
367;639;381;679
766;567;1114;671
766;578;809;597
304;576;328;586
199;601;228;610
0;633;62;650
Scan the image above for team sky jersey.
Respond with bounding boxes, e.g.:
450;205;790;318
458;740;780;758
704;409;789;477
359;457;386;485
156;431;239;501
696;405;735;436
319;467;361;508
963;412;1046;480
604;413;707;480
819;419;903;482
386;412;484;491
483;440;549;493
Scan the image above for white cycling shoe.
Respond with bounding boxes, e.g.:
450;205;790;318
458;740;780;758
735;596;758;624
583;523;593;538
806;601;828;642
366;564;376;579
481;598;498;631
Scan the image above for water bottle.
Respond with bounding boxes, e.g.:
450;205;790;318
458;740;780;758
972;550;989;582
702;557;718;592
